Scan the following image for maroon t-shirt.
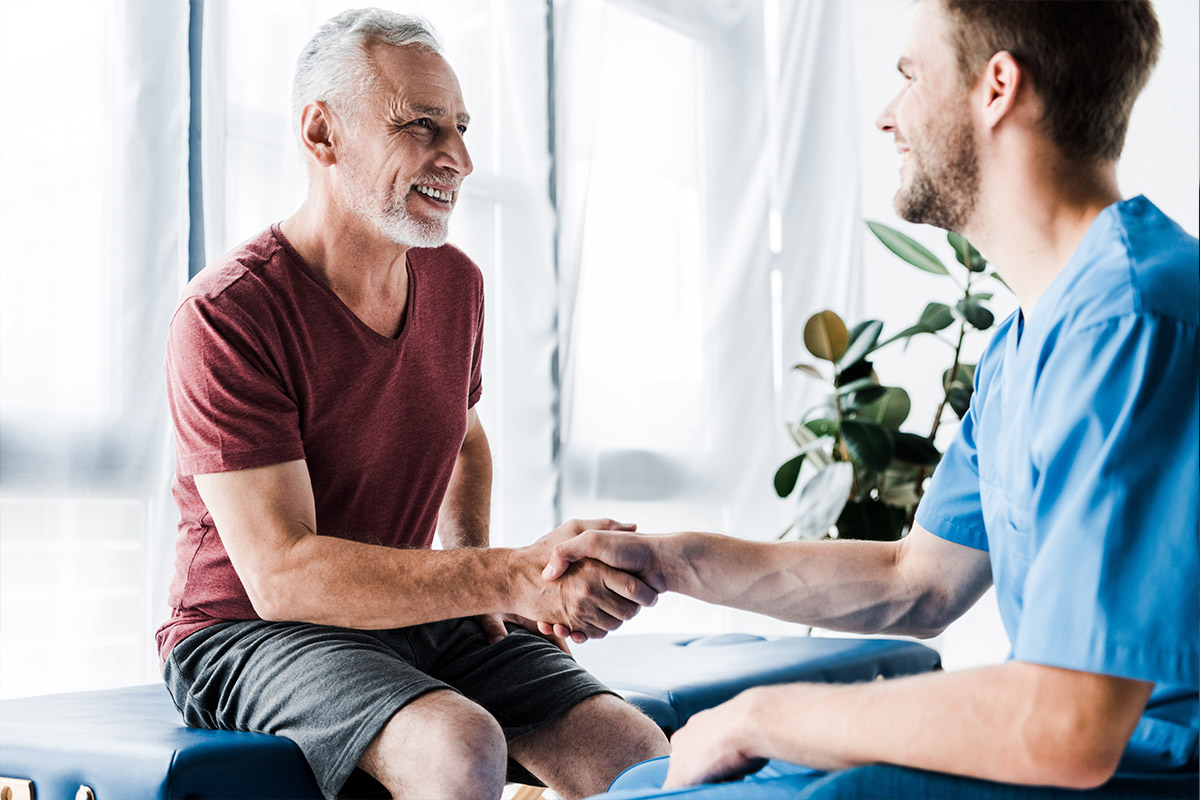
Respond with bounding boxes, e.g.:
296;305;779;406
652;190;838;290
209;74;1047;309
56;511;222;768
156;224;484;663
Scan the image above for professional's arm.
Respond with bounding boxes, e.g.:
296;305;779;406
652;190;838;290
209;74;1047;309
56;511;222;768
665;660;1153;790
544;524;991;638
193;458;654;637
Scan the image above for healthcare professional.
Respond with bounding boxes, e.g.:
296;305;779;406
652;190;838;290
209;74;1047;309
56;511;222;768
542;1;1199;797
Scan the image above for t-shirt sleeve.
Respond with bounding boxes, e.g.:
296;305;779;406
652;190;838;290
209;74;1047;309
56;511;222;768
467;286;484;408
1014;313;1199;686
914;370;990;552
166;296;306;476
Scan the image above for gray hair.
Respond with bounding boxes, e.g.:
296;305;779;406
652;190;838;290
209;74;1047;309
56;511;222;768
291;8;444;132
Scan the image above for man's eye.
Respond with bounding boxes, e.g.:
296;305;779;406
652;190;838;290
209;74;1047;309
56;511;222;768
414;118;433;128
457;125;468;135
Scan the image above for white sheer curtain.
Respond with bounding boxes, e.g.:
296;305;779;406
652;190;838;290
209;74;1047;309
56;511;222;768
200;0;559;547
554;0;863;638
0;0;188;698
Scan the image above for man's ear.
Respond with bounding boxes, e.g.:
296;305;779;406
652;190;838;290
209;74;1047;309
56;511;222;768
299;101;338;167
979;50;1024;131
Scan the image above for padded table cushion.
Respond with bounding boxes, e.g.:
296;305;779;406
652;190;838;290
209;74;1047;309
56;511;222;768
0;684;324;800
575;633;942;732
0;634;939;799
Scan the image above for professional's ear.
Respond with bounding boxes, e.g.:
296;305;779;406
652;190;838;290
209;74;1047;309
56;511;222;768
979;51;1023;130
299;101;338;167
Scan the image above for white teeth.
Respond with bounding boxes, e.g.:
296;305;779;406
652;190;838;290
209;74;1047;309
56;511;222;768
415;184;453;202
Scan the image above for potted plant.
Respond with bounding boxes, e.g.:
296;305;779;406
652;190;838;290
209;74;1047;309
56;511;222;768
774;221;1008;541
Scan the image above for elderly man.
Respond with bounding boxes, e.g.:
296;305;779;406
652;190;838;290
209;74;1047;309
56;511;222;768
157;10;667;800
545;2;1199;798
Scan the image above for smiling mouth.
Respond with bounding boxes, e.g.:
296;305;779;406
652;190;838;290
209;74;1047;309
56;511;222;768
414;184;454;203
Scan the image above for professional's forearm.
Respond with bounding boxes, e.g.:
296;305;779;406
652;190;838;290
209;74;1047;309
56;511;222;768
738;663;1146;788
662;532;921;634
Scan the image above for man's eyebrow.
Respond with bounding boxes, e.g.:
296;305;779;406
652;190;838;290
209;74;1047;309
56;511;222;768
409;102;471;126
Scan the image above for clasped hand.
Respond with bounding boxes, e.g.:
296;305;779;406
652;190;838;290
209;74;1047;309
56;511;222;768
504;518;660;646
533;522;668;644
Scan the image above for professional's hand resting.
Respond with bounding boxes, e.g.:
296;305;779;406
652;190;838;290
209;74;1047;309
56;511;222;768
510;519;660;642
538;529;674;642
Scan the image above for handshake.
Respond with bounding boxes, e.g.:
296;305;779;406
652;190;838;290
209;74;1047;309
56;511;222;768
488;518;676;649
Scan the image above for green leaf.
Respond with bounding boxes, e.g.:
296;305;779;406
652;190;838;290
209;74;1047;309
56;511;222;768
866;221;949;275
793;462;854;539
841;419;895;471
854;386;911;429
989;271;1012;291
892;432;941;465
942;363;976;389
773;453;807;497
955;297;995;330
803;310;849;362
792;363;825;382
833;376;877;397
838;320;883;369
947;231;987;272
948;386;973;418
804;417;840;438
835;499;907;541
876;303;954;349
844;385;890;406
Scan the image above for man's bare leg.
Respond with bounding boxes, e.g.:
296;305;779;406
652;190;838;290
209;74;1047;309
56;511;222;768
508;693;671;800
357;689;507;800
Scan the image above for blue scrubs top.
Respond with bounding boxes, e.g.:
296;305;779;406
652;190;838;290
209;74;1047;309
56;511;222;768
914;196;1199;773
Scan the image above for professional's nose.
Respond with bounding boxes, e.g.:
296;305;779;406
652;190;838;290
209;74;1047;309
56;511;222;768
876;91;900;133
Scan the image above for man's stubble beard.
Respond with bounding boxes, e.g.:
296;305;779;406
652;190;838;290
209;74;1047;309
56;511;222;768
894;111;980;234
341;157;450;249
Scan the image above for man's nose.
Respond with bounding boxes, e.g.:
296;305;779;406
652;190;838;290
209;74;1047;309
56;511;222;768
436;130;473;178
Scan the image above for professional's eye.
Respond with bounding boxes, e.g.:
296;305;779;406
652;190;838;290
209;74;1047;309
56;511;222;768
413;118;434;129
457;125;468;135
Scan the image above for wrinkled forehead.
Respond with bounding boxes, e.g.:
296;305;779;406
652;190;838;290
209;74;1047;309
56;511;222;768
365;42;469;121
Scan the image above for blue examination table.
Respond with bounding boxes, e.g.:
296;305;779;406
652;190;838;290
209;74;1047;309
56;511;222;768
0;633;940;799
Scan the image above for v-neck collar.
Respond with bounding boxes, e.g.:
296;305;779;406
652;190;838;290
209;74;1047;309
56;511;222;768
271;223;417;351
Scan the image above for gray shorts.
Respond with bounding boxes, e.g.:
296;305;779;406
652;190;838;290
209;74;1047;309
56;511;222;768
163;617;616;799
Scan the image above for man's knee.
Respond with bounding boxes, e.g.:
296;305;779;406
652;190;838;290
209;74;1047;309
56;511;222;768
510;693;670;798
360;690;507;798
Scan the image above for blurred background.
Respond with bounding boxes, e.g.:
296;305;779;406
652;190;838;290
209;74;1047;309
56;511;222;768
1;0;1196;699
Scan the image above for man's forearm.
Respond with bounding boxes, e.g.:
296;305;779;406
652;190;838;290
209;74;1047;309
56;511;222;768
253;533;535;628
727;662;1151;789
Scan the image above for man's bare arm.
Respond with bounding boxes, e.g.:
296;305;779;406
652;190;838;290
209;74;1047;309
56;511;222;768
543;525;992;638
194;458;655;637
436;408;492;550
666;661;1153;790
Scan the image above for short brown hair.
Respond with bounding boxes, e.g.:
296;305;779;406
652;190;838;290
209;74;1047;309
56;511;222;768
940;0;1160;163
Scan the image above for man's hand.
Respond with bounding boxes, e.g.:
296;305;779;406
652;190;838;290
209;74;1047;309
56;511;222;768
541;529;670;591
472;612;572;652
663;691;769;788
511;518;658;641
537;529;673;642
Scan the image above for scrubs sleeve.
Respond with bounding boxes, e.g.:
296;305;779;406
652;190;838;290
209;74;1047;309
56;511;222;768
1014;313;1199;686
913;368;990;552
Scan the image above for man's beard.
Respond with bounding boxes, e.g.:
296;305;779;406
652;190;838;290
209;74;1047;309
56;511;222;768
342;164;451;248
894;113;979;233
